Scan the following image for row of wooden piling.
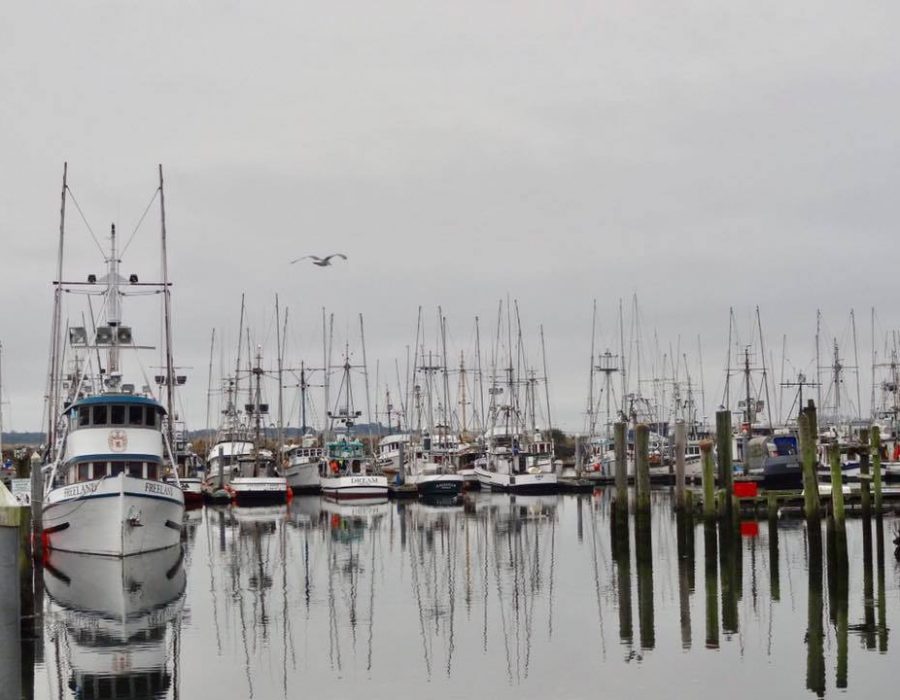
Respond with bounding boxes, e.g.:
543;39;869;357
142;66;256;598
613;399;887;529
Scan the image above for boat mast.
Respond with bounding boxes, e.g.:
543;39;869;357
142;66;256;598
275;296;285;453
158;165;176;450
106;224;122;382
851;309;862;422
540;325;553;439
440;310;451;437
234;294;246;435
359;313;373;445
475;316;485;436
587;299;597;436
46;163;68;458
299;361;307;434
252;345;263;477
205;329;215;446
816;309;822;411
756;306;773;428
321;308;330;441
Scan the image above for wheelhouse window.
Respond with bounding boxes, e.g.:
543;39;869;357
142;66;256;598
129;405;143;426
78;406;90;427
110;462;125;476
127;462;143;478
93;405;108;426
145;406;157;428
110;405;125;425
78;463;90;481
146;463;159;480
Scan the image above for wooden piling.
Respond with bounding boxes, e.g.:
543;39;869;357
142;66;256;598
829;443;845;534
614;421;628;521
871;425;883;515
700;439;716;521
715;409;733;502
674;420;686;511
858;428;871;519
799;411;820;522
635;423;651;515
29;451;42;560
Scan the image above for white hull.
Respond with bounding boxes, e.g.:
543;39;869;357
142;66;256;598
320;474;389;499
43;473;184;556
229;476;289;504
474;466;558;493
284;460;320;491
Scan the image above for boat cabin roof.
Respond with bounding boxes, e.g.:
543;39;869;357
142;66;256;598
68;394;165;413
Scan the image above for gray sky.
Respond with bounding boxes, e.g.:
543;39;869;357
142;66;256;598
2;1;900;434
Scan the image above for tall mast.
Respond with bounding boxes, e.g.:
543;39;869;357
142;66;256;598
618;298;626;418
253;345;263;476
851;309;862;421
321;308;329;441
158;165;176;450
299;361;307;434
458;352;468;435
475;316;485;435
816;310;822;411
540;325;553;438
440;310;451;435
359;313;373;444
756;306;773;428
276;296;286;453
234;294;246;422
106;224;122;379
204;329;215;446
46;163;68;457
587;299;597;435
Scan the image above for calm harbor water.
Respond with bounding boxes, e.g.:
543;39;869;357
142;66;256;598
23;491;900;699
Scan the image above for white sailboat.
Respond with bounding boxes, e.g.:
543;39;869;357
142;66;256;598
41;166;185;556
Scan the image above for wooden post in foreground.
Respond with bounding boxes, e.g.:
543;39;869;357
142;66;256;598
674;420;687;511
799;411;820;522
871;425;883;515
829;443;846;533
858;427;871;519
715;410;733;515
700;439;716;521
614;421;628;520
635;423;651;515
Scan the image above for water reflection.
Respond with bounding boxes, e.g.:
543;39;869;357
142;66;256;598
29;493;900;699
42;546;186;699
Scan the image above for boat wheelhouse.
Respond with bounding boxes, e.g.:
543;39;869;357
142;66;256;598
319;434;388;500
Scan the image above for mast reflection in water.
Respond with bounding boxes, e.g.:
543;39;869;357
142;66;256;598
29;492;899;699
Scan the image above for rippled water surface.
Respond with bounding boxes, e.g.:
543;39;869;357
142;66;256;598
20;492;900;699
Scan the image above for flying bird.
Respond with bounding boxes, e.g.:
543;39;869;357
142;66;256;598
290;254;348;267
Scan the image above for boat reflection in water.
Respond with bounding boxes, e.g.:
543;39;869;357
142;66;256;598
43;546;186;699
55;492;892;700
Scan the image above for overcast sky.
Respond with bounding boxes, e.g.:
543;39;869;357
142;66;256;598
2;1;900;434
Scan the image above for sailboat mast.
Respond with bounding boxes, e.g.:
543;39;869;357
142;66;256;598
234;294;246;424
299;362;307;434
816;310;822;411
321;308;330;440
158;165;176;449
440;311;451;435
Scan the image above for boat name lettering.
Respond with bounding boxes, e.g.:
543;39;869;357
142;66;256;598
349;476;380;485
62;482;99;499
145;482;175;497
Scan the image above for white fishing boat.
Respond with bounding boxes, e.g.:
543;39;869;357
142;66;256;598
404;432;463;500
474;424;558;494
40;167;185;556
318;347;388;501
319;434;388;499
283;434;322;493
205;326;289;505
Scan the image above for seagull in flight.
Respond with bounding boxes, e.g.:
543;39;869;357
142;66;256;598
290;254;348;267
